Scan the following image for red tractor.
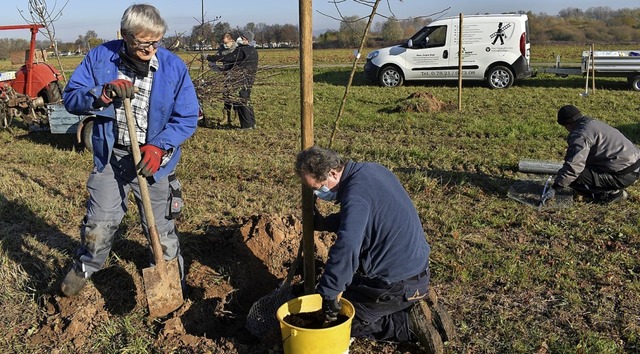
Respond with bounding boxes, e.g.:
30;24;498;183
0;24;94;151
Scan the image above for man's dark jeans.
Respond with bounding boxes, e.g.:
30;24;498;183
343;269;430;342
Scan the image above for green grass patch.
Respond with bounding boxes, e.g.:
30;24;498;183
0;47;639;353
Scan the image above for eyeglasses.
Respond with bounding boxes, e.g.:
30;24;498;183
129;34;163;50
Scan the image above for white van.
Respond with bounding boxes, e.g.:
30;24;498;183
364;14;532;89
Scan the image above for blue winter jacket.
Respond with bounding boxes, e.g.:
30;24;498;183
63;40;199;181
317;161;431;300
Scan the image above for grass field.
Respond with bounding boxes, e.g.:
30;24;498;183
0;45;639;353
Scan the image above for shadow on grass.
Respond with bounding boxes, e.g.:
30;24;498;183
6;116;81;152
520;74;632;91
91;265;137;315
1;169;146;316
313;68;374;87
396;167;514;196
0;194;72;296
0;194;136;319
313;68;506;89
15;130;82;152
1;182;281;341
313;67;635;92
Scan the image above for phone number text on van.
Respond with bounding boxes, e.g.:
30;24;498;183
421;71;477;76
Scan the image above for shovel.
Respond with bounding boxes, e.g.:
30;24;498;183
537;175;553;211
123;96;183;318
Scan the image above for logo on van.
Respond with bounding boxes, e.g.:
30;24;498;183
489;22;512;45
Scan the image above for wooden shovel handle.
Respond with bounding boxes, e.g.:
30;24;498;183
123;97;165;267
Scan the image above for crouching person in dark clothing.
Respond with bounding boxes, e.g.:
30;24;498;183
541;105;640;205
295;146;447;351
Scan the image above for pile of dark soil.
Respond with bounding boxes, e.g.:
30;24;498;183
394;92;456;113
283;310;349;329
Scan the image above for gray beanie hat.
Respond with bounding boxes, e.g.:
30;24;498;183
241;30;254;42
557;105;583;125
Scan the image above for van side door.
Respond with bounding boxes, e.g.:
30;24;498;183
404;24;452;80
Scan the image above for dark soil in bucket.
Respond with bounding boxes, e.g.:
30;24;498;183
284;310;350;329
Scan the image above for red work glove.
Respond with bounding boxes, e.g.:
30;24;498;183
97;79;134;107
137;144;164;177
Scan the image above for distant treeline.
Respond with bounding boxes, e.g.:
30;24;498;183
349;6;640;48
0;6;638;60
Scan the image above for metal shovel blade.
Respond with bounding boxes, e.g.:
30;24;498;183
142;257;183;318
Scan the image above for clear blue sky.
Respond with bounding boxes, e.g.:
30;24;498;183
0;0;636;42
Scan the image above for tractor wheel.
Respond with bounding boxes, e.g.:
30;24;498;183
44;81;63;103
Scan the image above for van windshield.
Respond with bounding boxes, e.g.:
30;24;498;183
410;25;447;49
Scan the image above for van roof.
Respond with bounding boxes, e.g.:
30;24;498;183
438;13;527;21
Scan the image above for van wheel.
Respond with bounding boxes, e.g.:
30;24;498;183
81;119;94;153
378;66;404;87
486;66;514;89
629;76;640;91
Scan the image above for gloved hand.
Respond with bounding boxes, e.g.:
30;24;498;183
540;187;556;206
321;296;342;322
97;79;134;107
137;144;164;177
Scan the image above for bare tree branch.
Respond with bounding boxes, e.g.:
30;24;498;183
328;0;381;148
318;0;450;24
17;0;70;82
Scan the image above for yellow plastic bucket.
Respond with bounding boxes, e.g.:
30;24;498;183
276;294;355;354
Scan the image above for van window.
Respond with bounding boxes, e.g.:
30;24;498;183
410;25;447;49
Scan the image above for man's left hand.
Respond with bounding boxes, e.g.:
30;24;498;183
137;144;164;177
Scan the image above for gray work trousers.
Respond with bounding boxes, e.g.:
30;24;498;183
71;147;183;280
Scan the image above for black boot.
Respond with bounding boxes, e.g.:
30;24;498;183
408;300;444;354
61;266;88;297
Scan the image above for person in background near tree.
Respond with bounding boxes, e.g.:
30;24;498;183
208;32;237;126
541;104;640;205
61;4;199;297
215;33;238;63
295;146;440;350
207;30;258;129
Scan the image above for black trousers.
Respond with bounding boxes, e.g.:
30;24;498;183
235;88;255;128
343;268;430;342
571;165;640;194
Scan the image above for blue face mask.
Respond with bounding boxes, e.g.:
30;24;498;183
314;185;337;201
